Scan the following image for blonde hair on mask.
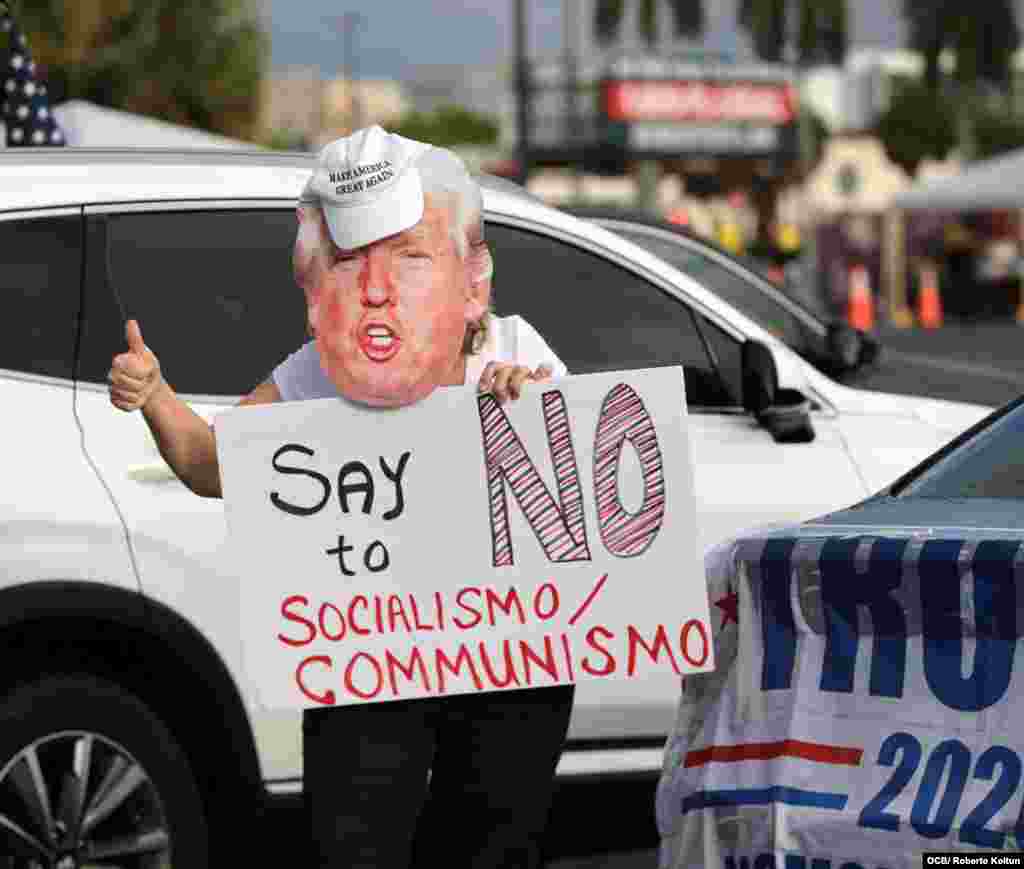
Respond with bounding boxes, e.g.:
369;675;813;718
293;142;493;354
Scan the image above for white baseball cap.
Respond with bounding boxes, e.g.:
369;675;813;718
303;126;433;251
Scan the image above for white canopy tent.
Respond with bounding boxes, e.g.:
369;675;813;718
882;148;1024;324
0;99;257;149
894;147;1024;211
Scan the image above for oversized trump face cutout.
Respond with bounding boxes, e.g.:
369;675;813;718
294;197;487;407
293;205;330;332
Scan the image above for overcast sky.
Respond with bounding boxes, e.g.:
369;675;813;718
262;0;913;80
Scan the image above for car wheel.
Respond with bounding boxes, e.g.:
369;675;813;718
0;674;208;868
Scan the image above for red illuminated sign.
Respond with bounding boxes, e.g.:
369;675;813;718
604;80;797;124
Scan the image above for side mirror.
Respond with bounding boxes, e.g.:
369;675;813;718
741;339;777;415
826;322;863;372
825;322;883;377
858;331;882;368
742;339;816;443
758;390;816;443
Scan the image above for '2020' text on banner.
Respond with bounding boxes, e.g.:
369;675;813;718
216;366;713;710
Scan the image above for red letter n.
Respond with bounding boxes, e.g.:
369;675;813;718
478;390;591;567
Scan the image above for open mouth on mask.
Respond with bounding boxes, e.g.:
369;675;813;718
358;322;401;361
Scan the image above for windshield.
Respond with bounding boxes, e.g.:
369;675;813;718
609;226;819;355
893;398;1024;498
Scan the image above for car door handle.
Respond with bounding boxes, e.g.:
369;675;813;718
126;462;179;483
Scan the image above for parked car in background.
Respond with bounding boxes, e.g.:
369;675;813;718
658;394;1024;868
0;149;994;864
563;204;880;384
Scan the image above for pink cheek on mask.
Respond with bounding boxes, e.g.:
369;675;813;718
308;267;351;336
315;290;350;354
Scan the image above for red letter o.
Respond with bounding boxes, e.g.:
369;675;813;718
533;582;560;621
344;652;384;700
318;602;347;641
679;620;709;667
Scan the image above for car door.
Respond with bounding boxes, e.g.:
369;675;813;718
486;219;868;558
73;203;309;785
0;209;137;590
605;222;833;367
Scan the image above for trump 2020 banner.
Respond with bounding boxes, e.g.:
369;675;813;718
657;529;1024;869
216;367;713;709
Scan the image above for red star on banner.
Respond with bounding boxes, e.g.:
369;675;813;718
714;589;738;628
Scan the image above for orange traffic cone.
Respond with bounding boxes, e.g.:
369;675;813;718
847;264;874;332
917;265;943;330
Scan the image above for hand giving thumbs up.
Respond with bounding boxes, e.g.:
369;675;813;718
109;319;163;412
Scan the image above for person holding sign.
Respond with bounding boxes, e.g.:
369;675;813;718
108;126;574;868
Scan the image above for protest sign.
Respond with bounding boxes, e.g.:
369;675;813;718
216;366;712;710
657;529;1024;869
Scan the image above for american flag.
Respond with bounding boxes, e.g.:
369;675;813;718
1;0;64;147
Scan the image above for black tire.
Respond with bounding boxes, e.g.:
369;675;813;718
0;673;208;868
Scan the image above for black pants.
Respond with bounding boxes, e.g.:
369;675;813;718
303;684;575;868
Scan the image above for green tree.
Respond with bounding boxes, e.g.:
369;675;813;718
903;0;1019;91
594;0;703;48
391;104;500;148
7;0;267;141
902;0;1019;161
875;77;1024;170
796;0;846;65
739;0;786;62
739;0;846;65
971;110;1024;159
903;0;945;91
875;80;957;173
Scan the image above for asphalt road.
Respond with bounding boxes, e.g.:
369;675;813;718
854;321;1024;408
263;777;663;867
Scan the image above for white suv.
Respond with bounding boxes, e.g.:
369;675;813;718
0;148;992;866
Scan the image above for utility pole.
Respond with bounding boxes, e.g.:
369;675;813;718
564;0;582;199
515;0;531;186
333;13;366;134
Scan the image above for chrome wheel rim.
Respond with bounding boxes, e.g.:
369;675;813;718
0;731;171;868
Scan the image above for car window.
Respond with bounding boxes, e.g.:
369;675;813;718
611;227;808;352
486;222;737;408
895;400;1024;499
0;214;81;380
80;210;308;395
696;314;743;405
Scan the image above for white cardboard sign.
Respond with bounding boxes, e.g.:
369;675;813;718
216;367;713;710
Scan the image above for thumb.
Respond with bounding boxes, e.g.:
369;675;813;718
126;319;147;356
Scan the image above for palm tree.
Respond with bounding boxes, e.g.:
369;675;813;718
903;0;945;91
796;0;846;65
738;0;786;62
594;0;703;49
903;0;1018;92
902;0;1019;160
739;0;847;65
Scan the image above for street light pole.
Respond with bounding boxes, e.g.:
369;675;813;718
515;0;531;186
564;0;581;197
333;12;366;134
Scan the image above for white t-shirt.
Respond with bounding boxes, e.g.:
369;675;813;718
271;314;568;402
